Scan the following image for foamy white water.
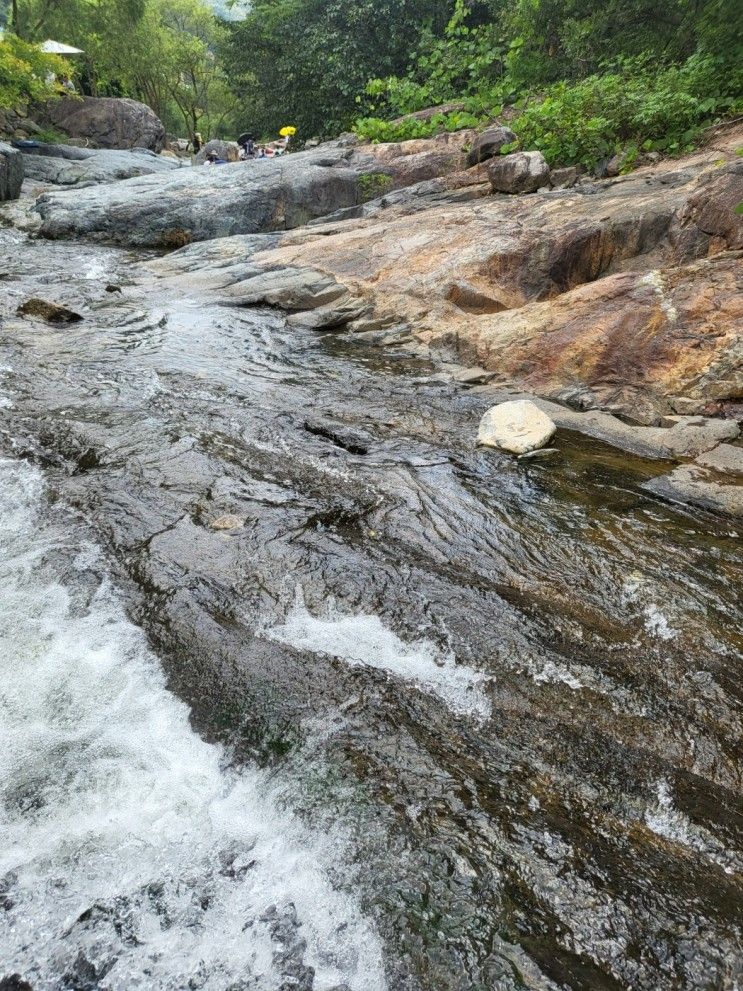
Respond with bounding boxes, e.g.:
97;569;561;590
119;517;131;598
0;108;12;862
0;459;386;990
265;595;491;720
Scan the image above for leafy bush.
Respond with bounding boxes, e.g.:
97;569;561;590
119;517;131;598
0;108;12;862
509;55;743;167
0;35;70;110
362;0;512;119
354;109;485;143
358;172;393;202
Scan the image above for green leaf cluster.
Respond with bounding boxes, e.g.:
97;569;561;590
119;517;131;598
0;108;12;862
0;33;69;109
509;55;743;167
6;0;239;140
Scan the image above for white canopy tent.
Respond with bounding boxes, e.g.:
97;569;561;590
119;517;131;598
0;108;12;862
39;40;85;55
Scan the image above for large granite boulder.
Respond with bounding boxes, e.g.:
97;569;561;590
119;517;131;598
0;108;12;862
364;131;474;189
145;127;743;424
467;126;516;167
674;160;743;253
0;141;23;201
488;151;550;194
195;139;240;164
36;145;364;246
21;145;183;186
35;97;165;152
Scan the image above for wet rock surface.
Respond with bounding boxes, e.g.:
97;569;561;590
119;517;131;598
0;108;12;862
0;225;741;990
148;127;743;425
0;141;23;201
16;297;83;323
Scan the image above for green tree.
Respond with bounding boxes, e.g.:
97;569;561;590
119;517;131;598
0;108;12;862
503;0;743;85
0;32;69;107
224;0;455;139
6;0;237;139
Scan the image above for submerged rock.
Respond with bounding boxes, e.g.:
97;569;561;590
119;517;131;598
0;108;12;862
0;977;33;991
0;142;23;202
16;298;83;323
477;400;557;454
210;514;245;530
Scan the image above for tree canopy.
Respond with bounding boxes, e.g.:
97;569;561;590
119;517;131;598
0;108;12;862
2;0;741;153
3;0;236;139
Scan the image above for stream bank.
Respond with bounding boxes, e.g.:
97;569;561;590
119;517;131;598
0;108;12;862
0;217;742;989
1;116;742;989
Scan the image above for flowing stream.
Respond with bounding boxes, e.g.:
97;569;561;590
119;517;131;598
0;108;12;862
0;223;741;991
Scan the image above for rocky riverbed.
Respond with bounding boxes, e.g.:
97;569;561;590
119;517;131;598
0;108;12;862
0;128;741;991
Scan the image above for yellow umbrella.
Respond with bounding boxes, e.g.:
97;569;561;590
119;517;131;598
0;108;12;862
279;126;296;137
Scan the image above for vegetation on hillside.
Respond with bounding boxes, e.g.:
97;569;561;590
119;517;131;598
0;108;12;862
1;0;741;162
227;0;742;168
2;0;237;139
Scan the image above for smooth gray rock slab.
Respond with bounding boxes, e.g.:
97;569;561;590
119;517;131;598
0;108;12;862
19;142;97;161
36;147;364;246
471;388;741;463
22;148;183;187
0;141;23;201
695;443;743;476
644;462;743;517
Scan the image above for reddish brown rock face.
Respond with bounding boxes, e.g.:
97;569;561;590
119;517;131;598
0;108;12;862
446;254;742;419
363;130;475;189
152;126;743;424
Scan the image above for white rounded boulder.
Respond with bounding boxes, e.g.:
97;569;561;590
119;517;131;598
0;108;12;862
477;400;557;454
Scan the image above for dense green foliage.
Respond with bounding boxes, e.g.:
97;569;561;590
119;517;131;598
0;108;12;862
224;0;455;138
352;0;742;166
222;0;742;157
509;55;743;167
0;33;69;108
4;0;236;138
2;0;742;157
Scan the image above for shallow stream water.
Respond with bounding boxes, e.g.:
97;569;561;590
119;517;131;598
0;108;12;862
0;225;741;991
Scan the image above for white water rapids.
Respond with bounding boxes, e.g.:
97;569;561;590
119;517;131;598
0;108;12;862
0;458;386;990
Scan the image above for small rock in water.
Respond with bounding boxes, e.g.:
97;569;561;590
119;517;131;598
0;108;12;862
477;400;557;454
0;978;34;991
105;284;122;293
210;514;245;531
16;298;83;324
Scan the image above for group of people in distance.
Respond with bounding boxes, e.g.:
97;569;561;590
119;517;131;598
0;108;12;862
237;131;292;159
192;130;292;166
